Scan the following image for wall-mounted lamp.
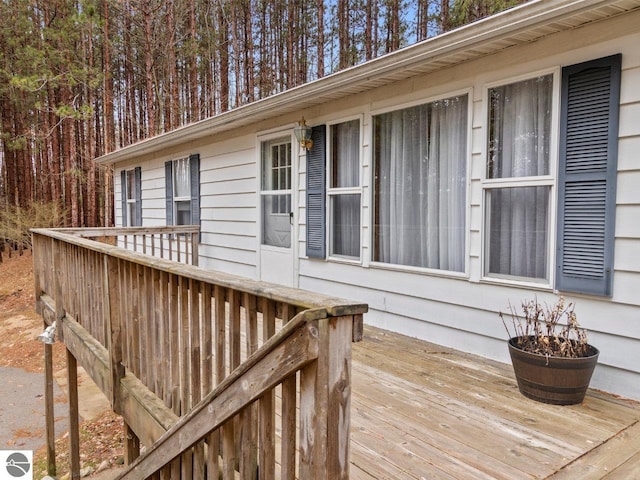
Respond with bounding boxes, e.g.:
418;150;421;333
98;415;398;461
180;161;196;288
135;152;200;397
37;321;57;345
294;117;313;150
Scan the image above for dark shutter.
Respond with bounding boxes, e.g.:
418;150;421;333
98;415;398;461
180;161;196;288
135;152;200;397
557;54;621;296
134;166;142;226
189;153;200;228
165;161;174;226
306;125;326;258
120;170;127;227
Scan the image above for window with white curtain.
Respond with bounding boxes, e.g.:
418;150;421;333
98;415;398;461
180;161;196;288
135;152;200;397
484;74;553;282
329;119;361;259
125;169;139;226
373;94;468;272
172;157;191;225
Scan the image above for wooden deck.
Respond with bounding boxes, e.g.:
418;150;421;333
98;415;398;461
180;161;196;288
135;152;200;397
350;326;640;480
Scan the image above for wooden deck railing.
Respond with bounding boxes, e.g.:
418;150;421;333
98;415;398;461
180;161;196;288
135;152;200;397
56;225;200;266
31;227;367;479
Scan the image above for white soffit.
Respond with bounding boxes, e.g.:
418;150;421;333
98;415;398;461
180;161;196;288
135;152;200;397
96;0;640;165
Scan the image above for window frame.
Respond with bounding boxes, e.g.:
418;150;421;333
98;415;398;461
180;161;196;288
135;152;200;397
369;88;472;277
480;68;561;288
121;167;141;227
327;115;363;262
259;135;293;249
172;157;191;226
165;154;200;229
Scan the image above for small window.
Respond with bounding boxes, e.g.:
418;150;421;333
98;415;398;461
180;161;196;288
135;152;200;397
121;167;141;227
173;157;191;225
328;120;361;259
165;154;200;227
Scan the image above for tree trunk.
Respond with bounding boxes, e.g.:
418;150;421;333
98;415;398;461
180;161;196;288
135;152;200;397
217;2;229;112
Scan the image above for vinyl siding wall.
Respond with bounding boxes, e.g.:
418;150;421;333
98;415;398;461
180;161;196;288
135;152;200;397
113;11;640;400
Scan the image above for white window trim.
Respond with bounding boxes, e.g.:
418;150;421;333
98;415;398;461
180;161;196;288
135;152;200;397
480;67;561;289
125;169;137;227
327;115;364;263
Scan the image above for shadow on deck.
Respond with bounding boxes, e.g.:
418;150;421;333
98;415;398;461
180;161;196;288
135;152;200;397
350;326;640;479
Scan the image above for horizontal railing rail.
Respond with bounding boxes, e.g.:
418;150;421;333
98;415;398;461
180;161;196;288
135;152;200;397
53;225;200;266
32;228;367;479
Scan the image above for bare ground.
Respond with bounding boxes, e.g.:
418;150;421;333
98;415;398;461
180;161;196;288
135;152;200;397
0;250;124;478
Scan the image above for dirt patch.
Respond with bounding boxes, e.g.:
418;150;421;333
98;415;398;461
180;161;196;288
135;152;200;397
0;251;124;478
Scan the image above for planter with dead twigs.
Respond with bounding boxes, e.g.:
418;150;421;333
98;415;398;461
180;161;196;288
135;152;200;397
501;296;599;405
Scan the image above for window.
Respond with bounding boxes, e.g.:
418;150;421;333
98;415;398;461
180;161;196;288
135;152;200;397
372;94;468;272
328;120;361;259
121;167;141;227
165;154;200;226
484;75;553;282
261;138;292;248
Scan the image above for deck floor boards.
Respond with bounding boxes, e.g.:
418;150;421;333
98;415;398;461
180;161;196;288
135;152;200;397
350;326;640;480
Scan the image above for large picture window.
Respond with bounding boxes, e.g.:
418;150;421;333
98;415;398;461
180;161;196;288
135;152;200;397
484;75;553;281
373;95;468;272
329;120;361;259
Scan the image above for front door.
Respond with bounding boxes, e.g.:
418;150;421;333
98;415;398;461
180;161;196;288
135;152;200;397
259;135;295;287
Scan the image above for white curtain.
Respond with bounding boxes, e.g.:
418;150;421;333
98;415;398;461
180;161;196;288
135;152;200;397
331;120;360;257
374;95;467;271
487;76;552;279
174;158;190;198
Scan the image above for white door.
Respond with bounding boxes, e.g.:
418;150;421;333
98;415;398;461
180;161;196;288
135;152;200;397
259;135;295;287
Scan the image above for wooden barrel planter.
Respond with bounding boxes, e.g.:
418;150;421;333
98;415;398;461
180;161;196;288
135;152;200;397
508;337;599;405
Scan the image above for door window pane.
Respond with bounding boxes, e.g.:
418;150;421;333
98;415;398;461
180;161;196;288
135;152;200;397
261;137;292;248
262;195;291;248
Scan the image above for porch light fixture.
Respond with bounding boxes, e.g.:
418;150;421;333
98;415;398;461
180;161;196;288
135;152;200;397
294;117;313;150
37;321;57;345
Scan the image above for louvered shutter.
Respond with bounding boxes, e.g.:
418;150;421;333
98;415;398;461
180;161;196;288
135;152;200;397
189;153;200;230
165;161;174;226
120;170;127;227
134;167;142;226
306;125;326;258
557;54;621;296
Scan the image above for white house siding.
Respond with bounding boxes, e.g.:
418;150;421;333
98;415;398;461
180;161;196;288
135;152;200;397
114;134;260;278
110;10;640;400
295;14;640;400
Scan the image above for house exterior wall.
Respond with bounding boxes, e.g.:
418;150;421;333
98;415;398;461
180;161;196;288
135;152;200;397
114;11;640;400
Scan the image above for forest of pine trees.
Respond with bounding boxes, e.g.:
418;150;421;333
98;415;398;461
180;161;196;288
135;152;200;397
0;0;524;231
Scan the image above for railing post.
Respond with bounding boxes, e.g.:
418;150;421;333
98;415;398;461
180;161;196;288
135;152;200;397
300;315;353;479
52;238;65;342
67;348;81;480
190;231;199;266
104;256;125;413
44;334;56;477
